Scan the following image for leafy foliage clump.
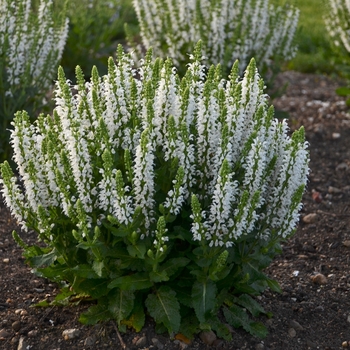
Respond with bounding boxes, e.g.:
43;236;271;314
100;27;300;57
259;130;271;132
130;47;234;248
0;43;309;339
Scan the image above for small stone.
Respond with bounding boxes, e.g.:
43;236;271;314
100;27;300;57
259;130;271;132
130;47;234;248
289;320;303;331
347;314;350;323
342;341;349;348
255;343;265;350
3;258;9;263
311;273;327;285
332;132;341;139
84;336;96;347
152;337;164;349
288;328;296;338
0;328;11;339
199;330;217;345
343;241;350;248
17;336;28;350
28;330;38;338
328;186;342;194
62;328;81;340
311;190;322;203
12;321;21;332
135;336;147;348
173;340;188;350
336;162;349;171
302;213;318;224
15;309;24;315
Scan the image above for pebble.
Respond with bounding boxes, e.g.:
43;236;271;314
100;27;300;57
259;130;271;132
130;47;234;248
328;186;342;194
288;328;296;338
347;315;350;323
28;330;38;337
173;339;188;350
255;343;265;350
311;190;322;203
3;258;9;263
62;328;81;340
289;320;303;331
17;336;28;350
15;309;24;315
343;241;350;248
12;321;21;332
342;341;349;348
336;162;349;171
199;330;217;345
135;335;147;348
0;328;11;339
302;213;318;224
84;336;96;347
152;337;164;349
332;132;341;139
311;273;327;285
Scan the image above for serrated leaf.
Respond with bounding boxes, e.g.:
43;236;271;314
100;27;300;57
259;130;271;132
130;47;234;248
192;280;217;324
149;270;169;282
248;322;268;338
145;286;180;334
108;273;153;290
29;248;57;268
108;289;134;325
127;244;146;259
121;300;145;332
237;294;266;317
209;317;232;341
158;257;190;278
77;279;110;299
223;303;249;328
69;264;99;279
79;301;112;325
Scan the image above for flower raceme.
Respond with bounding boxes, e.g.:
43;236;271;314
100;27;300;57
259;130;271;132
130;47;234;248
0;43;309;337
129;0;299;76
1;44;308;248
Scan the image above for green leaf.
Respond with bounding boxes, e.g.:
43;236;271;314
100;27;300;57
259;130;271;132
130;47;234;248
209;317;232;341
103;221;129;237
108;273;153;290
92;260;105;277
236;294;266;317
336;86;350;96
122;299;145;332
77;279;110;299
266;278;282;293
108;289;135;325
79;301;112;325
69;264;99;279
158;257;190;277
249;322;268;338
145;286;181;334
149;270;169;283
127;244;146;259
191;280;217;324
28;248;57;268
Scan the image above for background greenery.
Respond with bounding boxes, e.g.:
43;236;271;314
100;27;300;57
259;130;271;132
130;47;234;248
271;0;349;77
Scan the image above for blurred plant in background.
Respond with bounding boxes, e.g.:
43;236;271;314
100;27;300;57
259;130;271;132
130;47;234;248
58;0;136;81
128;0;299;84
0;0;68;163
0;43;309;338
324;0;350;104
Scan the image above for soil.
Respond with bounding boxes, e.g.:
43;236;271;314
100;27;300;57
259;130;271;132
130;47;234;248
1;71;350;350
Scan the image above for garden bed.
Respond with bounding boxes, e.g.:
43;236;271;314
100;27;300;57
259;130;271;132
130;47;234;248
0;70;350;350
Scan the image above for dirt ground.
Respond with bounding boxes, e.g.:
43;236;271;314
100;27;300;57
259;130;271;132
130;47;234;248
1;71;350;350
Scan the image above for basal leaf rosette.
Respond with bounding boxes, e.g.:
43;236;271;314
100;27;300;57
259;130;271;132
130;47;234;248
0;43;309;339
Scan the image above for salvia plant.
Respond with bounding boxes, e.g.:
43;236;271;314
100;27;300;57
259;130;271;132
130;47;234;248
324;0;350;54
0;0;68;163
324;0;350;104
0;43;309;339
128;0;299;79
